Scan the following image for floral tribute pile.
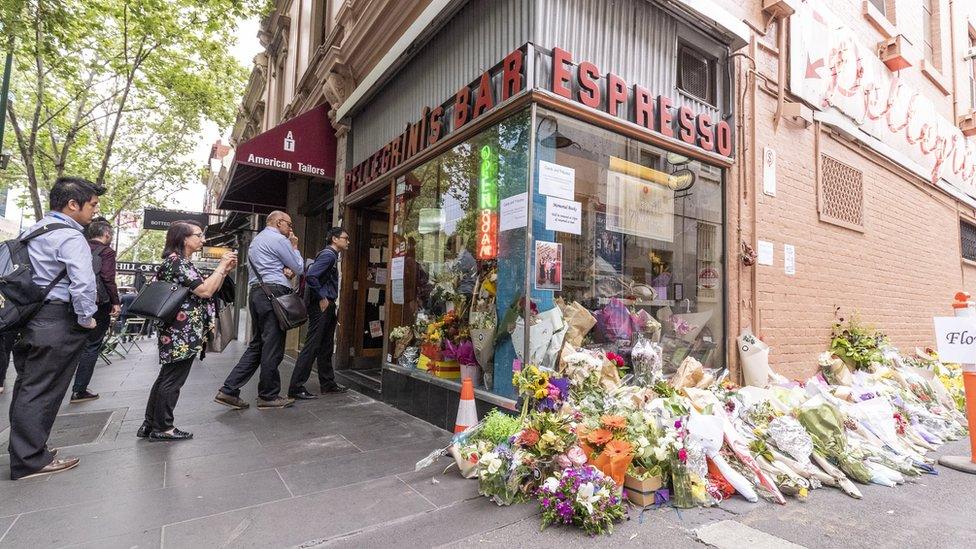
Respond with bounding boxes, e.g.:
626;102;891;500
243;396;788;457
421;323;970;536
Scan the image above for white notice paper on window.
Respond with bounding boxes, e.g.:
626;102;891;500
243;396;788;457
390;257;405;279
367;287;380;304
369;247;381;263
391;278;405;304
784;244;796;275
545;197;582;235
499;192;528;231
758;240;774;266
538;160;575;200
375;268;388;285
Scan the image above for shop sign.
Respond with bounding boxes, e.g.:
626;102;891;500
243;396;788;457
548;48;733;157
476;145;499;259
933;316;976;363
346;43;736;195
116;261;161;273
789;2;976;198
143;208;210;230
605;157;674;242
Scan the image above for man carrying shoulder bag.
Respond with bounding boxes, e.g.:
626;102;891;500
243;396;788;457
215;211;304;410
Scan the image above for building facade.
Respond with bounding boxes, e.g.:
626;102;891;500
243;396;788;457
215;0;976;429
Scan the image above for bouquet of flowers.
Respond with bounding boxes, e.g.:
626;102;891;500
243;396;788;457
390;325;413;359
578;414;635;485
829;314;890;371
453;409;522;478
515;411;577;462
477;444;533;506
537;465;627;535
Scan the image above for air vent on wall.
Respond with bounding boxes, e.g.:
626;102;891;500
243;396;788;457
819;154;865;231
677;44;715;105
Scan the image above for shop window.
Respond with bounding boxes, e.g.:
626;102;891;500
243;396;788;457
819;154;865;231
868;0;886;15
390;110;531;399
677;43;716;105
533;110;725;376
923;0;939;67
962;221;976;262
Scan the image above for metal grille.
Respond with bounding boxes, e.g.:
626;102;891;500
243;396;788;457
819;154;864;229
962;221;976;261
677;44;712;104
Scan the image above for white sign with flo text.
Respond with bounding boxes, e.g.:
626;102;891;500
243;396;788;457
933;316;976;364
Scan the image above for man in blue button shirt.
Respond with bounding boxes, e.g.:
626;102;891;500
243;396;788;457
216;211;304;409
288;227;350;399
8;176;103;480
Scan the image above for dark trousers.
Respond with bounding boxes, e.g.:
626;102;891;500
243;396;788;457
8;304;88;479
72;303;112;393
0;331;16;387
289;299;337;393
220;284;290;401
143;356;194;432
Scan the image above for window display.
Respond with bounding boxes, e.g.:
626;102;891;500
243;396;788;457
528;110;725;377
390;110;531;398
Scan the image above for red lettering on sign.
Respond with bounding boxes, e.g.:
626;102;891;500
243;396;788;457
380;144;391;173
453;86;471;129
428;106;444;145
716;121;733;156
607;73;627;117
552;48;573;99
473;72;495;117
577;62;601;109
696;113;714;151
657;96;674;138
406;120;423;159
502;49;524;100
677;107;695;144
633;85;653;129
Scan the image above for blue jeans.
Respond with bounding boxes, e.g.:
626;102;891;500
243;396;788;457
72;304;111;393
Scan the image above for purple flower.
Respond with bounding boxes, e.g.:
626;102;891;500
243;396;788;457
550;377;570;400
674;419;683;429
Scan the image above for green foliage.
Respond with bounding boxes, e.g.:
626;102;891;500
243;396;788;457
470;409;521;446
829;312;890;371
1;0;261;232
117;229;165;262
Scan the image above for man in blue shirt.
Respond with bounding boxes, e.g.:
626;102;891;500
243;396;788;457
8;176;103;480
216;210;304;409
288;227;350;399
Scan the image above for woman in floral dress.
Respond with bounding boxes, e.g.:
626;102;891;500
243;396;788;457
138;221;237;441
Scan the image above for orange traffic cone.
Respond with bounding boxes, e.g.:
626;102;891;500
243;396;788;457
454;378;478;434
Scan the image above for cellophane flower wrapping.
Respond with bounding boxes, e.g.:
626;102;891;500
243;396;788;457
796;404;873;484
537;465;626;535
631;334;663;386
767;416;814;467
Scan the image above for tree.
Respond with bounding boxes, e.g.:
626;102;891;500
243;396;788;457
1;0;261;247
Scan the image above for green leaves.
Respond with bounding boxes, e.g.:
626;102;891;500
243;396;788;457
3;0;259;221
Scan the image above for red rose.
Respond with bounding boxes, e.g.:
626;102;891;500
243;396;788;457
160;336;171;344
176;312;188;322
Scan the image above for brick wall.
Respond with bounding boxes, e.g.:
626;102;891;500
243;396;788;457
718;0;976;379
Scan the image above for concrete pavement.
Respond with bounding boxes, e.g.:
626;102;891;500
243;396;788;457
0;336;972;548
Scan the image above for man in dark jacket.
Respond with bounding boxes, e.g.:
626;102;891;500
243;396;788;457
70;218;120;403
288;227;350;399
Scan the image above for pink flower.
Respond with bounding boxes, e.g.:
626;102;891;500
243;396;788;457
567;446;587;466
674;419;682;429
678;448;688;463
160;336;171;345
176;312;188;322
554;453;572;468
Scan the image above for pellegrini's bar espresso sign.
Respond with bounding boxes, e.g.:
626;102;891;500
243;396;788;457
345;44;733;194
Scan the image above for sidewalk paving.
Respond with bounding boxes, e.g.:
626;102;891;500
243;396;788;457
0;338;972;548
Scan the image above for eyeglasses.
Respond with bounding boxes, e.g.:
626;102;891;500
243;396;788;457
278;219;294;228
338;235;349;241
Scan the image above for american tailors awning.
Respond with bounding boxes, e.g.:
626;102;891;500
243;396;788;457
217;103;337;214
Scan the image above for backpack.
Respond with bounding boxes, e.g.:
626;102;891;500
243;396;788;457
91;243;109;304
0;223;75;333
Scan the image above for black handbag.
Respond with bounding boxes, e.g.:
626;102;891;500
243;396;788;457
129;280;189;324
249;259;308;331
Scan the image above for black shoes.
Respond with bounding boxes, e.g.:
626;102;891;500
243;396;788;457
148;428;193;441
70;390;99;403
136;423;151;438
288;388;317;400
321;384;348;394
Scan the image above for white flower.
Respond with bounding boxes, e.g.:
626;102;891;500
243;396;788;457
637;436;650;449
576;482;598;514
654;446;669;462
543;476;560;492
481;452;502;475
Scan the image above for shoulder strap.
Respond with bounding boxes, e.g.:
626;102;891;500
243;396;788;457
20;222;76;243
